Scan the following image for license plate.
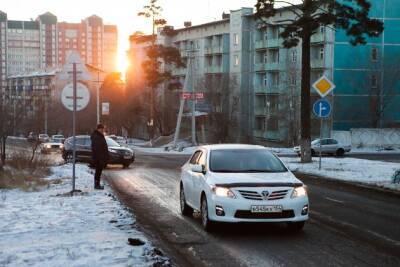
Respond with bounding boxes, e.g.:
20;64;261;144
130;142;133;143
123;155;131;159
251;205;283;213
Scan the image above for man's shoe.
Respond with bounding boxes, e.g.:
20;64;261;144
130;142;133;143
94;185;104;190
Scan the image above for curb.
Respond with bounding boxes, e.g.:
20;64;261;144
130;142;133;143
294;171;400;198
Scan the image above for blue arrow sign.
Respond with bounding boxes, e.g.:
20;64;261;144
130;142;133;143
313;99;331;118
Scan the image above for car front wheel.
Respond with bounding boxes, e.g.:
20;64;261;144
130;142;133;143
180;184;193;216
336;148;345;157
201;195;216;232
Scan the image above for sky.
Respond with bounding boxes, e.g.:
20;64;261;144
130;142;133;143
1;0;262;72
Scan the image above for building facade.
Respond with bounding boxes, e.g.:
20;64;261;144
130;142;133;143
127;4;400;144
0;11;117;84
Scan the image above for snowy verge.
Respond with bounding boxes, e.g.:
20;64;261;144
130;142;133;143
282;157;400;191
0;163;170;267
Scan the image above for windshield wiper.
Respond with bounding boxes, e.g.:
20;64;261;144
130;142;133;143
212;169;239;173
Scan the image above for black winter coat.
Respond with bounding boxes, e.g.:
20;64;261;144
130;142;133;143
91;130;109;162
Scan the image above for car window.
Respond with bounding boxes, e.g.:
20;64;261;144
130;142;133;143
209;149;287;173
106;137;120;147
320;139;329;145
74;137;86;146
190;151;202;164
329;139;338;145
197;151;207;166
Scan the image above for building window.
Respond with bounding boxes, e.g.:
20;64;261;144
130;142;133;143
290;75;296;86
371;47;378;61
292;50;297;62
263;53;268;63
255;117;266;131
233;34;239;45
319;47;324;60
263;74;268;86
267;117;279;131
234;55;239;66
371;74;378;88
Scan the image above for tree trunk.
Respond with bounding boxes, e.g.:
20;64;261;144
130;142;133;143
1;136;6;165
300;31;312;163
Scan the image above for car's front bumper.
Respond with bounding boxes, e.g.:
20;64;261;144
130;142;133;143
207;193;309;223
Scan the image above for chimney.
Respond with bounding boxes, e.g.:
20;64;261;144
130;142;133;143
184;21;192;28
222;12;230;19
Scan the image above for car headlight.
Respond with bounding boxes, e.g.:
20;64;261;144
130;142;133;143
109;148;118;153
212;186;236;198
45;144;51;149
291;186;307;198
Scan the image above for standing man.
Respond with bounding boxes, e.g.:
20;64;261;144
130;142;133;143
91;124;109;190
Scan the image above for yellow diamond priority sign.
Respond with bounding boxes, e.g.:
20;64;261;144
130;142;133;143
312;75;335;98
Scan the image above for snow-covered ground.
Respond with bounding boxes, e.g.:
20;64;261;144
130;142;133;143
282;157;400;191
0;163;170;267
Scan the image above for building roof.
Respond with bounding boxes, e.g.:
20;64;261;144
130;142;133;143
38;12;57;24
7;68;60;79
7;20;39;30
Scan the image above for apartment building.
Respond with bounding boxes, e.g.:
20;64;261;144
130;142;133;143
127;4;400;144
0;11;117;87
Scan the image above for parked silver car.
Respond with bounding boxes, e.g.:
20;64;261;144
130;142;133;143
293;138;351;157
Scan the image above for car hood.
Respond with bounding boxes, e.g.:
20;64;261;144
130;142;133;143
208;171;303;187
109;146;132;152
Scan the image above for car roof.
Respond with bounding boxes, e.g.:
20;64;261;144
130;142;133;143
199;144;267;151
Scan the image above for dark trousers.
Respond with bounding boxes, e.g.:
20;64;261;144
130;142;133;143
94;160;106;185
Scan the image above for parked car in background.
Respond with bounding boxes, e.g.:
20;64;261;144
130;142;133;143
108;135;128;146
38;134;50;143
51;134;65;143
293;138;351;157
41;141;64;154
180;144;309;232
62;135;134;168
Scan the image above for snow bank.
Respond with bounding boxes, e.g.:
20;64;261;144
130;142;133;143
0;163;170;266
282;157;400;191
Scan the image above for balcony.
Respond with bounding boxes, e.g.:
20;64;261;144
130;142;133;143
266;39;280;48
255;40;267;50
311;34;326;43
254;85;281;94
204;65;223;74
254;62;280;72
311;59;325;69
253;129;280;140
204;46;213;54
172;68;187;76
212;46;223;54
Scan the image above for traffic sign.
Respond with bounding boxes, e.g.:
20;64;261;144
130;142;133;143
61;82;90;111
313;99;331;118
58;51;91;81
312;75;335;98
102;102;110;115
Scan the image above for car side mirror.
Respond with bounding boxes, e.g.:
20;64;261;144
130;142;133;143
191;164;206;174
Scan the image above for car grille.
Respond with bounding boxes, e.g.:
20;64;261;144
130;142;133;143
234;210;295;219
238;189;289;201
51;145;60;149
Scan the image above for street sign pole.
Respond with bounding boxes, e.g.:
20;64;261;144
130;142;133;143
319;103;323;171
72;63;77;193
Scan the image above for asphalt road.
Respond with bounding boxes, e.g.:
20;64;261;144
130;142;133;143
105;153;400;267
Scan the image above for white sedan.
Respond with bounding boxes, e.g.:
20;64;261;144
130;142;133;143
179;144;309;232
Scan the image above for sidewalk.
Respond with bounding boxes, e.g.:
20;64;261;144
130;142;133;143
0;163;170;267
282;157;400;191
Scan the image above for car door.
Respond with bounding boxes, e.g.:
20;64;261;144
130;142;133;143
328;139;339;153
192;150;207;210
319;139;329;154
184;150;202;206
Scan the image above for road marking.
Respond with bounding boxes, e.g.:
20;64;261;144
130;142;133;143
325;197;345;204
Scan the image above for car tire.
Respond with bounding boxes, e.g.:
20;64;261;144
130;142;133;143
122;163;130;169
180;184;193;217
311;149;316;156
287;221;305;232
201;195;216;232
336;148;345;157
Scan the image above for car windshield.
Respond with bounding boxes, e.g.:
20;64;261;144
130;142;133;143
311;140;320;145
209;149;288;173
53;135;63;138
106;137;120;147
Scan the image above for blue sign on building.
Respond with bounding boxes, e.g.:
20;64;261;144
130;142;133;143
313;99;331;118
